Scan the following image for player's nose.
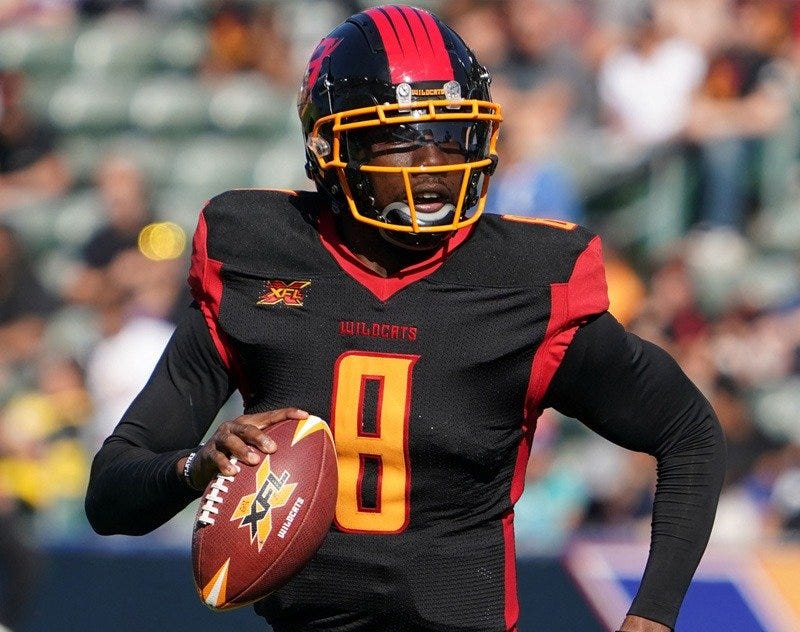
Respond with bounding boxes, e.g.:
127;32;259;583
411;142;458;168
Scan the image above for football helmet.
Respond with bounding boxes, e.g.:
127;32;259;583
297;4;502;236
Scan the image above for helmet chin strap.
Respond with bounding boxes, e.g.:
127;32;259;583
378;228;451;251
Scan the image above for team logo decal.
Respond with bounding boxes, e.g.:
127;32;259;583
230;456;297;551
300;37;342;105
257;280;311;307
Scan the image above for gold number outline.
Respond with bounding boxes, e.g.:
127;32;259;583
330;350;419;534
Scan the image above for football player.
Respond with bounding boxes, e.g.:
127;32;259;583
85;5;725;631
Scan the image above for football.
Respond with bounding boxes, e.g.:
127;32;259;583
191;415;338;610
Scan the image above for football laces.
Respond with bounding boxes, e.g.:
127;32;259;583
197;458;238;526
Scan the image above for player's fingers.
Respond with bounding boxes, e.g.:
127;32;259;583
210;421;268;461
204;443;241;478
237;408;310;431
189;435;238;483
231;422;278;456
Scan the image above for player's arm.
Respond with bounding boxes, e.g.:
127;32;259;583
84;303;235;536
542;312;726;632
85;303;310;537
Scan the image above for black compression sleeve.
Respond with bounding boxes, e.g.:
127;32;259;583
543;312;726;629
85;303;234;536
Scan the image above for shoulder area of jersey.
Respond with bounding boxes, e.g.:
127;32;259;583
203;188;323;211
191;415;337;611
478;212;596;245
195;188;325;243
496;213;583;233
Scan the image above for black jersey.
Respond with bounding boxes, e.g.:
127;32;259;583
187;189;606;630
86;189;725;632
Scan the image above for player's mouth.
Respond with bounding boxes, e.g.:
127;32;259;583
376;182;458;229
413;191;447;214
411;185;455;220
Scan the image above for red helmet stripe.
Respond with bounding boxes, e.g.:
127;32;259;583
305;37;342;94
365;6;454;83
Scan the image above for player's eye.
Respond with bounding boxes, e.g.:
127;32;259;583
345;121;488;162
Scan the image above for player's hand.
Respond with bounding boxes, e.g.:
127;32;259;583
182;408;309;490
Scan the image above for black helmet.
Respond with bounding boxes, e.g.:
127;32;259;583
297;4;502;235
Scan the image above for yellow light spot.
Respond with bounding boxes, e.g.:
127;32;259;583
138;222;186;261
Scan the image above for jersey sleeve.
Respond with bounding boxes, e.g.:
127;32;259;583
84;303;235;536
544;312;727;628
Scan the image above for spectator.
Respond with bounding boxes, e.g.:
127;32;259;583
597;3;706;151
0;353;90;629
579;441;657;531
685;0;795;230
0;70;72;214
62;153;154;308
498;0;596;124
631;251;709;352
443;0;508;71
199;0;255;78
248;2;300;90
83;248;183;453
592;2;707;245
197;0;303;91
0;224;60;392
711;374;786;489
0;354;91;519
446;2;586;223
76;0;146;16
708;373;793;544
769;457;800;535
0;1;76;26
604;246;647;327
483;77;585;223
447;2;585;221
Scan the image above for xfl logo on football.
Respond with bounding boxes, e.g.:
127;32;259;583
231;456;297;551
257;280;311;306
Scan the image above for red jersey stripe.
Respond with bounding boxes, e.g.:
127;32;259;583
365;6;453;83
317;211;473;301
523;234;609;422
188;209;231;370
502;509;520;630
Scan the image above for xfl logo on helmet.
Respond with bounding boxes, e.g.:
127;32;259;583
258;280;311;306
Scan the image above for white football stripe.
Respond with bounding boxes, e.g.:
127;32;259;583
204;558;230;607
291;415;331;446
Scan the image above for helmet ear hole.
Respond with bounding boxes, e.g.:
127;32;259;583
307;136;331;160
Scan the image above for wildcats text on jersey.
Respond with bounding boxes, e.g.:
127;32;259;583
339;320;418;341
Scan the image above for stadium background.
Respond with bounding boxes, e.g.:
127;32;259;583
1;0;799;630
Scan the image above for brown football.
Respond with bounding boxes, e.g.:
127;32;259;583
191;415;337;610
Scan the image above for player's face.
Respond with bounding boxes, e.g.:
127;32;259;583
348;121;475;223
367;139;465;215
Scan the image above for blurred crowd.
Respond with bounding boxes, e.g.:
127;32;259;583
2;0;800;625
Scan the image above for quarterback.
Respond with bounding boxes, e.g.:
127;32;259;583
85;5;725;631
